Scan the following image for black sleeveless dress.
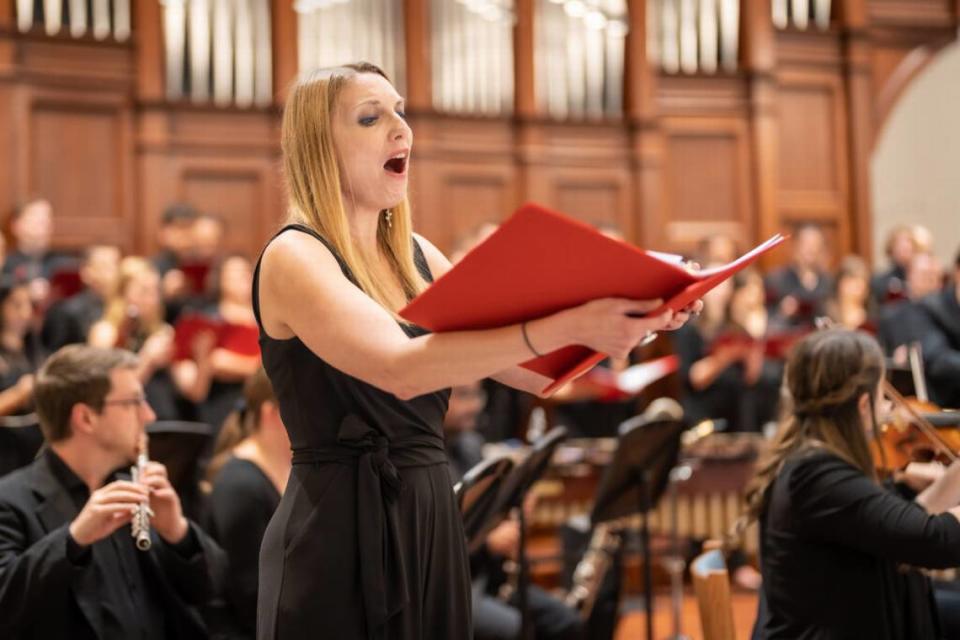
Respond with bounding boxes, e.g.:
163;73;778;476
253;225;471;640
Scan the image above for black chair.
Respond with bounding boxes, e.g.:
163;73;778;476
0;413;43;478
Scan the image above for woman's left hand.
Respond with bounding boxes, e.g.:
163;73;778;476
664;299;704;331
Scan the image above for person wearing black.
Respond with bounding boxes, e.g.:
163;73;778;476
2;198;71;306
870;225;920;308
877;251;944;359
206;368;289;639
764;225;833;328
918;248;960;407
672;269;781;433
0;278;44;417
42;245;121;352
742;328;960;639
254;63;694;639
0;345;226;639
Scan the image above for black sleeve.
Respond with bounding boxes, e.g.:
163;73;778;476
788;453;960;569
209;466;276;634
0;507;86;636
153;520;227;606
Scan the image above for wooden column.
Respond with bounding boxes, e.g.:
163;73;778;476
741;0;781;267
271;0;298;105
513;0;536;119
626;0;663;247
839;0;874;261
134;0;165;101
403;0;431;112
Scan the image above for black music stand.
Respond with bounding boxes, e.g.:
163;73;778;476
146;421;214;521
454;454;515;553
590;415;685;640
493;426;568;640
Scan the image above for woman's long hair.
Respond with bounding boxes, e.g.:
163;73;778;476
207;367;276;480
739;328;885;529
281;62;427;314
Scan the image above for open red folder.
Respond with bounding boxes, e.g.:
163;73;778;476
173;314;260;361
577;355;680;401
400;203;786;394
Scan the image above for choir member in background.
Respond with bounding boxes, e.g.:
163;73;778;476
870;224;918;307
2;198;71;306
191;214;226;266
877;251;944;361
825;255;875;333
153;203;200;324
743;328;960;639
0;345;226;639
672;267;779;433
206;368;290;640
42;245;121;352
252;63;698;639
88;257;183;421
444;381;585;640
918;246;960;407
695;233;740;266
765;224;833;328
0;277;44;416
171;254;260;435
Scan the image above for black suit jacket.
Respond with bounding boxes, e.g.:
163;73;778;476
0;452;227;639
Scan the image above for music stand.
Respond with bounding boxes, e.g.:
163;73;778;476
489;426;568;640
146;421;214;520
454;454;515;553
590;415;685;640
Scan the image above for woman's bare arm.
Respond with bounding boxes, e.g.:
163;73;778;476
258;231;672;400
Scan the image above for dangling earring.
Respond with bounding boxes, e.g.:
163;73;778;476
384;209;393;229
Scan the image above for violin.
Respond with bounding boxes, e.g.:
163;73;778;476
872;381;960;473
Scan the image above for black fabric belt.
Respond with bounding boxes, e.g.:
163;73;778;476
291;414;447;638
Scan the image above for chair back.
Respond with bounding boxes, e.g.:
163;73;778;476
691;548;736;640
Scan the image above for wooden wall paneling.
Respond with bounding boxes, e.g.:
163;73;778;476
134;0;164;101
24;86;135;250
411;161;517;253
658;116;754;255
0;0;13;31
868;0;956;27
775;68;851;256
135;108;283;256
177;157;279;257
271;0;297;104
17;38;133;89
521;123;635;240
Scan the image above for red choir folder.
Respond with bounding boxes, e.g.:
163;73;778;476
173;314;260;361
399;203;787;394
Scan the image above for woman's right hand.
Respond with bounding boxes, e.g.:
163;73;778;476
548;298;674;360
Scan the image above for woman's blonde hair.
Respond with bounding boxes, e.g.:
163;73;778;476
207;367;276;480
738;328;885;531
103;256;165;337
281;62;427;313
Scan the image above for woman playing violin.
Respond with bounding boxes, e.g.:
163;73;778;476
743;327;960;639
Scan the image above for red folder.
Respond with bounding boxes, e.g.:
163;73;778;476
400;203;786;394
174;314;261;361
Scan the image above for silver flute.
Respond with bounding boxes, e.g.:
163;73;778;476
130;438;153;551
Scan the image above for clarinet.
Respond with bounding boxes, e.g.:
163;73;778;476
130;439;153;551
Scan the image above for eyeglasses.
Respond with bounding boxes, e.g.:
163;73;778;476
102;394;149;410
